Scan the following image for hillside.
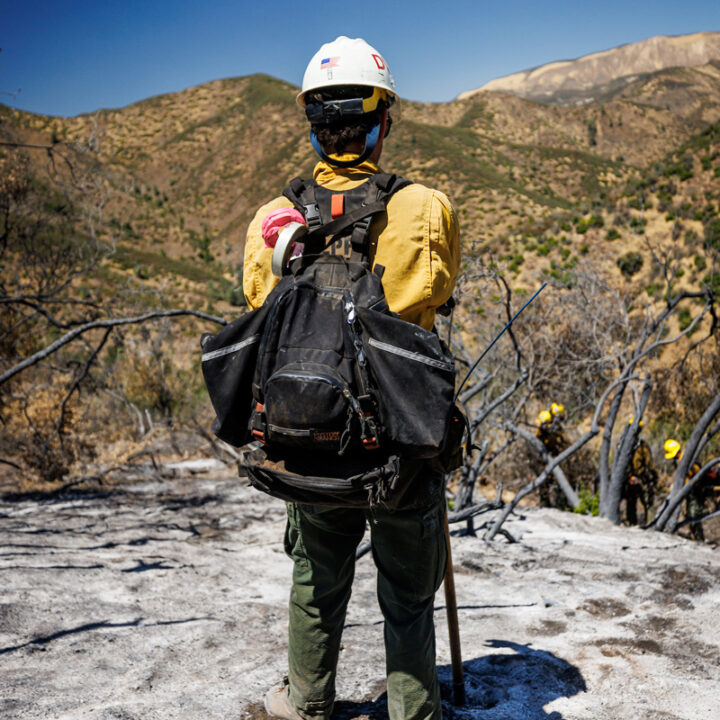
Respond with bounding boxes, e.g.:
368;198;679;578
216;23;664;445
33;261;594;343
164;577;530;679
459;31;720;106
2;60;719;292
1;53;720;491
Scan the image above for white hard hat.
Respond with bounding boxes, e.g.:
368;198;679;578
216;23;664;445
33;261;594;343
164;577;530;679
297;36;397;108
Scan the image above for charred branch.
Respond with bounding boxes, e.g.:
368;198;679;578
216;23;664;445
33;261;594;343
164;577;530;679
0;309;227;387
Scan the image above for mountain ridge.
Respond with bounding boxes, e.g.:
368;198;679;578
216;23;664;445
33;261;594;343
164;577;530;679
1;54;719;313
458;31;720;106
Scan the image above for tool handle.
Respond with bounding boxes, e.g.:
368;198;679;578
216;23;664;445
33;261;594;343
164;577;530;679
443;511;465;706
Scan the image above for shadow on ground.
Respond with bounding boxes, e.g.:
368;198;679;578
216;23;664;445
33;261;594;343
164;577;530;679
245;640;586;719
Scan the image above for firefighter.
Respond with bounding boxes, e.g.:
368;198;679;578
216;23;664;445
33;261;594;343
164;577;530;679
664;438;717;541
536;403;568;456
621;418;658;525
246;37;460;720
535;403;570;507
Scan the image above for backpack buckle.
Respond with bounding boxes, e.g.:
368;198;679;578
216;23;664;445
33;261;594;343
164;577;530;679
304;203;322;231
363;435;380;450
350;214;374;256
359;410;380;450
251;402;266;444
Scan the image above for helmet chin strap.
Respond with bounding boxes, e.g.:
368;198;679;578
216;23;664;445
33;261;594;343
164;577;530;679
310;123;381;168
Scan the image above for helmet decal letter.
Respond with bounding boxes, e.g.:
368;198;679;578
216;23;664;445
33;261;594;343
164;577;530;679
372;54;386;70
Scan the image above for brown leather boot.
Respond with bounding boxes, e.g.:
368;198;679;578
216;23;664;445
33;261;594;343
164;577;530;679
264;685;303;720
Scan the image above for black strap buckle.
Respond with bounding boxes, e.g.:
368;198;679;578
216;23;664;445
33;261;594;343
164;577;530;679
304;202;322;231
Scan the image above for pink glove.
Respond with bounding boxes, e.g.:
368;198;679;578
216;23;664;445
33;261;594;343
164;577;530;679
261;207;306;248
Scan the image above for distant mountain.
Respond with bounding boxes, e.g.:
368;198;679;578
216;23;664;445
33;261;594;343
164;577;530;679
2;55;720;478
459;31;720;106
1;58;719;312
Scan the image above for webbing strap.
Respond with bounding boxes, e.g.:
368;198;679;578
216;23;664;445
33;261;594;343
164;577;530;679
282;173;413;261
349;180;384;263
317;200;387;248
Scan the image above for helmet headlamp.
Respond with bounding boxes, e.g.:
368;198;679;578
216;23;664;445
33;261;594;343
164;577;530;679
304;87;388;124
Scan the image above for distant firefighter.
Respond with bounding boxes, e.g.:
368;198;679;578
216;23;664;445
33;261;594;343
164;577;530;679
621;418;658;525
665;439;719;542
536;403;568;456
536;402;570;507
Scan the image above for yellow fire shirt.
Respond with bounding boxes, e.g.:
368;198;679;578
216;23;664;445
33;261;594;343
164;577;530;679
243;160;460;331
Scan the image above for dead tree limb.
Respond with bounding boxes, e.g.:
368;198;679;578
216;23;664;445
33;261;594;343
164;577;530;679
694;421;720;461
605;376;652;524
56;328;112;445
598;303;710;517
655;457;720;531
675;504;720;529
448;493;504;524
0;309;227;386
469;371;528;433
455;442;512;535
485;375;637;541
652;389;720;532
458;373;493;405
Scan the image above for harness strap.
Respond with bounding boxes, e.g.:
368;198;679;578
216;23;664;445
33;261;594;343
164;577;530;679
282;173;413;262
349;180;384;263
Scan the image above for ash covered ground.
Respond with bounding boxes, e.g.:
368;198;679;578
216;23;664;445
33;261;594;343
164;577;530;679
1;467;718;720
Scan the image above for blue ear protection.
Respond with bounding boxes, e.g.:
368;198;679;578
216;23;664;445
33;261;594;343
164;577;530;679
310;123;381;168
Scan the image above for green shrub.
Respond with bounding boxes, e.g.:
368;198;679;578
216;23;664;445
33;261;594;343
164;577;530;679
508;253;524;273
574;214;604;234
694;254;707;271
703;273;720;294
663;153;694;181
574;487;599;516
678;307;693;331
606;228;621;241
704;218;720;251
630;216;647;234
617;252;644;278
628;196;649;210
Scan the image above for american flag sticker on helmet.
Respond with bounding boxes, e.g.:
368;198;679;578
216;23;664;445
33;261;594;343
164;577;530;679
320;57;339;69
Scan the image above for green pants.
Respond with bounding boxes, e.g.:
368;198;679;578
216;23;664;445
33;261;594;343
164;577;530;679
283;497;447;720
687;489;706;541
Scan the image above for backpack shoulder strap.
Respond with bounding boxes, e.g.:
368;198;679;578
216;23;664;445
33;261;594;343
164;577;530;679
283;178;322;231
349;174;412;262
282;174;413;261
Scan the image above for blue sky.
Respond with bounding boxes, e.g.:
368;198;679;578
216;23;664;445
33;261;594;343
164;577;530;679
2;0;719;117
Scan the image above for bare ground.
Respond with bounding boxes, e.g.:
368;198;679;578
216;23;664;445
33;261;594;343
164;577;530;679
1;466;718;720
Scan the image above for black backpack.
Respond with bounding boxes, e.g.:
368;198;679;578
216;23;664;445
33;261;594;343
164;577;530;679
201;173;462;508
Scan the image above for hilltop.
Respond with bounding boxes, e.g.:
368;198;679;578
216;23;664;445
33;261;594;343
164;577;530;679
1;470;719;719
459;31;720;106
